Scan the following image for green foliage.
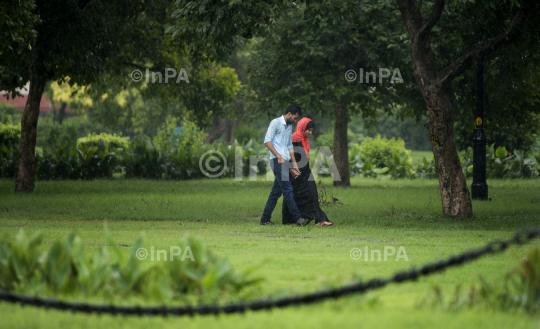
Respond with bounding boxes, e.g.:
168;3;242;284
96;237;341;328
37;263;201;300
0;142;19;179
0;0;38;84
315;127;368;150
168;0;281;60
387;152;415;179
414;156;438;179
122;137;268;180
234;124;260;145
459;144;539;179
348;146;389;178
40;123;78;151
0;102;18;124
316;131;334;150
35;115;117;149
420;247;540;314
153;116;207;153
122;135;164;179
77;133;130;151
246;1;408;124
356;135;412;169
0;228;261;302
0;118;20;179
480;247;540;313
0;121;21;149
36;141;118;180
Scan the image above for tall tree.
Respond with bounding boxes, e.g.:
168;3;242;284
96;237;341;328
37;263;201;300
1;0;242;192
1;0;139;192
170;0;540;217
246;2;408;186
395;0;539;217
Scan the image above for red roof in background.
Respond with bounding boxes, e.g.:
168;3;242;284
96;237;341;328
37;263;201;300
0;94;70;113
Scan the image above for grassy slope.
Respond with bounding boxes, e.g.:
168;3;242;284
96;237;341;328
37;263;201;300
0;176;539;328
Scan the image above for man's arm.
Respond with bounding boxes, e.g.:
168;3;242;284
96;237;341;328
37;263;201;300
286;128;300;176
263;119;284;163
288;148;300;178
265;142;284;163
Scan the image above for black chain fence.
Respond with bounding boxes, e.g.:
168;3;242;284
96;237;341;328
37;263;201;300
1;226;540;317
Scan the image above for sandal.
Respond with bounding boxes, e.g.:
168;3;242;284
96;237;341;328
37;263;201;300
316;221;333;227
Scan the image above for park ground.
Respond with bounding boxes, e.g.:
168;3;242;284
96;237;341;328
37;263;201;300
0;171;539;328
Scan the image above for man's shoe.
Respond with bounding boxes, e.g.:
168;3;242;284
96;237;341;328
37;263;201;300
296;218;308;227
261;220;275;226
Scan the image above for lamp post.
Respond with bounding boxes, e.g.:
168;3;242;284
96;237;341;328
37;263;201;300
472;27;488;200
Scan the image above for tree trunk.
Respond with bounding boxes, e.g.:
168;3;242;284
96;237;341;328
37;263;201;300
424;88;473;218
205;115;234;144
57;102;67;124
395;0;535;218
333;100;350;187
15;48;46;193
223;117;234;144
397;4;473;218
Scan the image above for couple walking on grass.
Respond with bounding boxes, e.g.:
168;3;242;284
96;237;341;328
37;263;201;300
260;104;333;227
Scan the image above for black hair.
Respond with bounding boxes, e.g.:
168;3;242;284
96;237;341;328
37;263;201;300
305;121;314;131
284;103;302;116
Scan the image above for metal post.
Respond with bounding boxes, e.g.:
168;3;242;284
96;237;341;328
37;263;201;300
472;27;488;200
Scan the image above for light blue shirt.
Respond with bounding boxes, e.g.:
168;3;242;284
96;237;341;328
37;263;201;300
264;115;293;161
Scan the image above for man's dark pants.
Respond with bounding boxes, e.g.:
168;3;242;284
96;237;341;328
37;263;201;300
261;158;302;224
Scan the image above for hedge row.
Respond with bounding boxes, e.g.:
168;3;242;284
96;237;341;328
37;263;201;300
0;137;269;180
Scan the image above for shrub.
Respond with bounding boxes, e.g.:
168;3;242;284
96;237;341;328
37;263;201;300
35;141;118;180
77;132;129;151
0;228;261;302
234;124;260;144
414;156;438;179
459;144;539;179
153;116;207;154
0;122;21;149
39;123;78;151
0;102;17;124
122;135;163;179
315;131;334;150
355;134;412;168
0;143;19;179
387;152;415;179
348;145;389;177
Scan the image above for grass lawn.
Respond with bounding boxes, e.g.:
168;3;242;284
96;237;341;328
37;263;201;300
0;176;539;328
410;150;434;163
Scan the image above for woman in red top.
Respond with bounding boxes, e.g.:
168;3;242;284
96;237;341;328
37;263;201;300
282;117;333;226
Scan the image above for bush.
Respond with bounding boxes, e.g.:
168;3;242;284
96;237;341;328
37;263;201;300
459;144;539;179
0;102;17;124
355;134;412;168
122;135;164;179
0;122;21;149
315;131;334;150
387;152;415;179
414;156;438;179
0;228;261;302
153;116;207;154
234;124;260;144
39;123;78;151
315;129;364;150
36;141;118;180
77;132;129;151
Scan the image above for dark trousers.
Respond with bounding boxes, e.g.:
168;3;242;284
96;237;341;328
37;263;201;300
261;158;302;223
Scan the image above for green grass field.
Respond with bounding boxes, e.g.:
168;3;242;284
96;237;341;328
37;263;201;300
0;176;539;328
411;150;434;163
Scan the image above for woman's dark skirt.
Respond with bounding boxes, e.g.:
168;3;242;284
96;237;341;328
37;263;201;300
282;143;329;225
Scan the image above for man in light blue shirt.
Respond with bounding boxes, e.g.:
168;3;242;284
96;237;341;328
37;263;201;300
260;104;308;226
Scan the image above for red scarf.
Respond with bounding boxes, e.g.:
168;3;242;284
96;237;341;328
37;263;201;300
292;117;312;160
